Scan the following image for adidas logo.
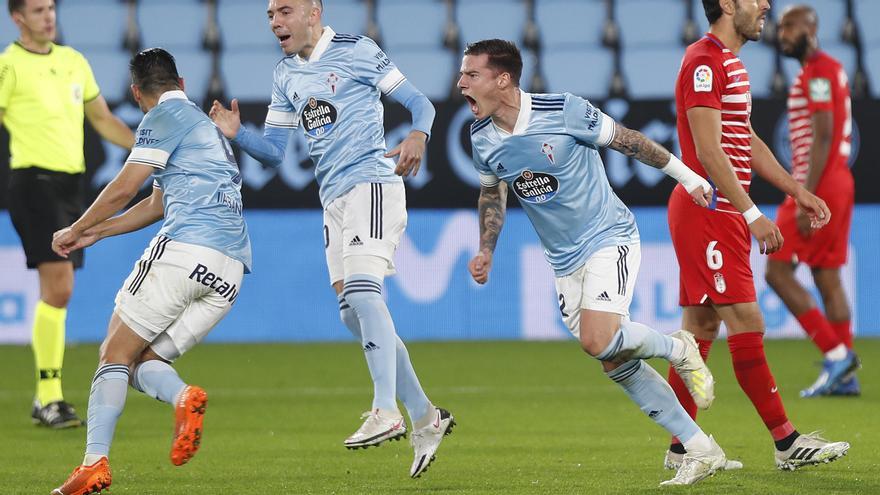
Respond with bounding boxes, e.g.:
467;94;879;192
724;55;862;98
292;92;300;102
648;409;662;419
363;341;379;352
596;291;611;302
349;236;363;246
496;162;506;172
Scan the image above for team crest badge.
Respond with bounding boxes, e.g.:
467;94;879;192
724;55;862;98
541;143;555;165
714;272;726;294
327;72;339;95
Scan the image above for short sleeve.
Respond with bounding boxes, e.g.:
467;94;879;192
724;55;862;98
806;63;836;113
266;65;298;129
352;37;406;95
563;94;615;147
471;142;499;187
79;53;101;103
127;109;185;169
679;54;724;111
0;57;16;109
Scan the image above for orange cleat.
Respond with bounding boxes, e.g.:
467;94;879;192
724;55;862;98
170;385;207;466
51;457;111;495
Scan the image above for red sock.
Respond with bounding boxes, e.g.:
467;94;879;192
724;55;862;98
728;332;794;441
795;308;842;353
668;338;714;445
830;320;853;349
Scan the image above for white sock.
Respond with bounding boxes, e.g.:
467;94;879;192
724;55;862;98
682;431;713;453
82;453;104;466
825;344;848;361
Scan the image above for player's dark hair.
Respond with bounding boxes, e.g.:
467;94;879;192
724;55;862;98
8;0;26;14
129;48;181;95
702;0;724;25
464;39;522;87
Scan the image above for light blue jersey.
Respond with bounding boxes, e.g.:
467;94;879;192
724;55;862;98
128;91;252;272
265;27;413;207
471;91;639;276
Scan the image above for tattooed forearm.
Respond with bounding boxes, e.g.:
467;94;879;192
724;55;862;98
607;122;671;168
477;182;508;253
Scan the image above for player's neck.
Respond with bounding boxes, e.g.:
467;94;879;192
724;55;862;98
297;25;326;60
799;44;818;66
708;24;745;54
491;89;522;134
17;33;52;54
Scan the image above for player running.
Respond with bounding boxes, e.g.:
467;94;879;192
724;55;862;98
664;0;850;472
460;38;729;487
765;4;860;398
209;0;452;479
50;48;251;495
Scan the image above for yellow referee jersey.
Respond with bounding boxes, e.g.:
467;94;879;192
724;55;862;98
0;42;100;174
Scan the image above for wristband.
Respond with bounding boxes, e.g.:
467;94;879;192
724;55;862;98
661;155;703;193
743;205;763;224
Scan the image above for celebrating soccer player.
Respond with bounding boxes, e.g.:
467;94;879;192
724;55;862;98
1;0;134;428
664;0;849;472
51;48;251;495
209;0;453;478
765;4;860;398
460;38;731;487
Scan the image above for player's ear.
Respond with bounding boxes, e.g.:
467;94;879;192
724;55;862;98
719;0;736;16
177;77;186;93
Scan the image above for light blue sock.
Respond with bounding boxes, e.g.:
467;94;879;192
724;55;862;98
596;320;682;363
343;275;398;412
85;364;130;458
132;360;186;405
606;360;700;444
339;294;431;421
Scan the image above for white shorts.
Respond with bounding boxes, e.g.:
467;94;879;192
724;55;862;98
555;243;641;338
324;182;407;284
114;236;244;361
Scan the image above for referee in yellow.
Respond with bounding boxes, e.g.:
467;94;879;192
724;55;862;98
1;0;134;428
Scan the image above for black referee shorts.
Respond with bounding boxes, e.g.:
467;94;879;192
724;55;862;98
8;167;85;269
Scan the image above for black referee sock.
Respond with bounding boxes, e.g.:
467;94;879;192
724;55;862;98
775;431;800;452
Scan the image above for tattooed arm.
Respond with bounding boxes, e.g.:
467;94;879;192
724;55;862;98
469;182;508;284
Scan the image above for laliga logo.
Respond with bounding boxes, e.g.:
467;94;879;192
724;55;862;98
541;143;555;165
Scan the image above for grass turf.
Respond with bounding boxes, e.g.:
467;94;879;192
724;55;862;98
0;339;877;494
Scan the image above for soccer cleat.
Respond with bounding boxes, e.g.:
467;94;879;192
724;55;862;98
829;374;861;396
344;408;407;449
51;457;111;495
32;400;84;429
660;436;727;486
664;449;743;471
800;352;860;398
669;330;715;410
170;385;207;466
775;431;849;470
410;407;456;479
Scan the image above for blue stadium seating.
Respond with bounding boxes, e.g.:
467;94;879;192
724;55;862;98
221;51;286;102
59;1;128;49
456;0;527;45
692;0;710;35
388;47;454;101
773;0;847;46
864;46;880;98
534;0;606;49
854;0;880;46
77;48;132;102
376;0;447;50
738;43;775;98
217;1;284;50
173;49;213;105
138;1;206;50
622;46;683;99
1;10;17;45
618;0;686;48
543;47;613;99
780;43;857;85
520;49;537;92
322;0;369;37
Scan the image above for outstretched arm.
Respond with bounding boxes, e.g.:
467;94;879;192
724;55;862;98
384;81;436;177
85;96;135;149
210;98;291;168
468;182;508;285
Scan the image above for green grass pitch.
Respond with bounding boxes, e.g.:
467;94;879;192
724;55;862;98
0;339;877;494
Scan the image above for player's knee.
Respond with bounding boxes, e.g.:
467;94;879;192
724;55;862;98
42;283;73;308
579;329;609;358
764;261;789;289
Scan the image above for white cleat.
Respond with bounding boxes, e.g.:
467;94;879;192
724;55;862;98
670;330;715;410
664;449;744;471
660;436;728;486
775;431;850;470
410;407;456;479
343;408;407;449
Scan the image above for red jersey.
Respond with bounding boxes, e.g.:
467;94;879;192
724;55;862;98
676;33;752;214
787;50;852;185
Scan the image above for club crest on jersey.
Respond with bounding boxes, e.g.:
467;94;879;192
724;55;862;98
714;272;726;294
327;72;339;95
541;143;556;165
513;170;559;204
302;97;338;139
694;65;713;92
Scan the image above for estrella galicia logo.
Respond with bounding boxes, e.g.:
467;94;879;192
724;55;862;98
513;170;559;204
301;97;338;138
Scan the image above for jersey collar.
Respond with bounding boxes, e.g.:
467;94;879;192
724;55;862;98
303;26;336;63
493;89;531;137
158;90;188;105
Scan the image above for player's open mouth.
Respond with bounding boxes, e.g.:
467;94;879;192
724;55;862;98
464;95;479;115
278;34;291;45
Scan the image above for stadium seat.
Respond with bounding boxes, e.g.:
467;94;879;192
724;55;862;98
456;0;527;45
59;1;129;49
0;10;17;44
617;0;686;48
520;49;537;92
854;0;880;46
376;0;447;50
217;1;285;51
622;47;683;99
692;0;710;36
773;0;847;46
738;43;775;98
221;51;286;102
322;0;369;37
534;0;606;49
865;46;880;98
77;48;133;103
389;47;454;101
543;47;613;99
173;49;213;105
138;1;207;50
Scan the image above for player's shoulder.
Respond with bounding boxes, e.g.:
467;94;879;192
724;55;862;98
54;44;88;64
810;51;843;74
331;32;367;46
470;116;492;137
530;92;567;112
683;37;722;63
